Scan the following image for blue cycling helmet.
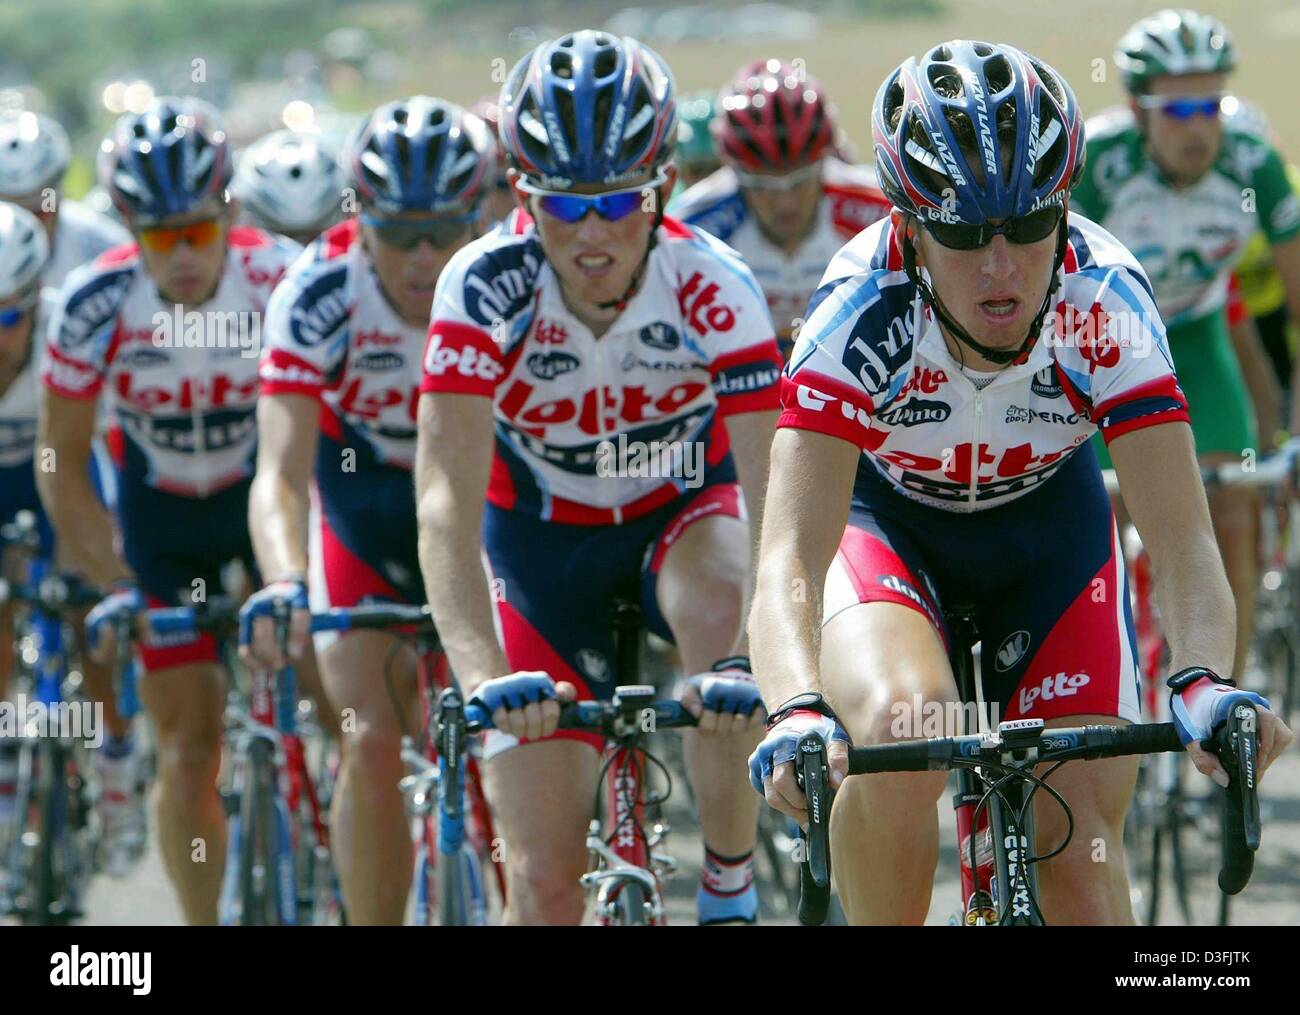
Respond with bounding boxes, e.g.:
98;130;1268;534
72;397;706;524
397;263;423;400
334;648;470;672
498;30;677;190
344;96;496;215
871;40;1084;226
98;97;233;223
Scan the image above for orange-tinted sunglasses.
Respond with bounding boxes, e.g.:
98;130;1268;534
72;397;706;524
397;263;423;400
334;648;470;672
137;217;222;254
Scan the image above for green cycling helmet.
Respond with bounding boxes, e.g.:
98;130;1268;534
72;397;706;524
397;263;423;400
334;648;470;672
1115;8;1235;93
676;93;718;166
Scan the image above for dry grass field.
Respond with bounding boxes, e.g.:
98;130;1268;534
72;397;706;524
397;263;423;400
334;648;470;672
397;0;1300;160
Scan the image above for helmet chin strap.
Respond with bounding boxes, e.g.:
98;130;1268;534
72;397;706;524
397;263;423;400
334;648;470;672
902;219;1069;367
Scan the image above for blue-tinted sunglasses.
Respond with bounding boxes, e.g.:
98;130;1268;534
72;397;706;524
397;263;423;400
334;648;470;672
0;289;38;327
1136;93;1226;120
517;172;667;224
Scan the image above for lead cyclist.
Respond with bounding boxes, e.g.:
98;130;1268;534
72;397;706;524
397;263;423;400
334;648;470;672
746;41;1293;925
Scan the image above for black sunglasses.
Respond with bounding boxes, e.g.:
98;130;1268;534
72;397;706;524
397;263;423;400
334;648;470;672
920;205;1064;251
361;211;478;251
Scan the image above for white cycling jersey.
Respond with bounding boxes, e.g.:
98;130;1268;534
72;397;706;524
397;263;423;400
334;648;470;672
780;213;1191;511
41;227;300;496
669;158;891;346
46;198;131;290
260;219;426;470
420;210;783;524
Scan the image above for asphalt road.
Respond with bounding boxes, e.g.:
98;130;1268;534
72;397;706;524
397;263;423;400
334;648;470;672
71;732;1299;926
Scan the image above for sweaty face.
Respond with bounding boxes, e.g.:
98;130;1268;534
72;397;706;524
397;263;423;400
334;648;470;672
135;198;231;307
913;216;1059;362
1137;72;1227;186
523;165;675;315
741;166;822;249
362;209;479;327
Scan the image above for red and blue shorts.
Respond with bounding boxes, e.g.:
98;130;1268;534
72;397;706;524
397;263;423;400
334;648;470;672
308;431;423;652
826;443;1140;724
481;479;746;757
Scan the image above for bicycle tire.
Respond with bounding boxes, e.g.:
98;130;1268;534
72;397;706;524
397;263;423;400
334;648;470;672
755;808;798;917
1169;778;1229;926
28;739;70;926
614;881;652;925
1123;758;1161;925
237;739;282;926
437;843;487;926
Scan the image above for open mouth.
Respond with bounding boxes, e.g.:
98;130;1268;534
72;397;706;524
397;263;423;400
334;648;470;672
575;253;614;277
978;297;1020;322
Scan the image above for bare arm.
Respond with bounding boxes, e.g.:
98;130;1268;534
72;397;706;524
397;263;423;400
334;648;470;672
248;392;321;581
1227;310;1282;447
36;388;129;588
746;427;859;707
722;408;778;655
1110;421;1234;677
414;391;510;693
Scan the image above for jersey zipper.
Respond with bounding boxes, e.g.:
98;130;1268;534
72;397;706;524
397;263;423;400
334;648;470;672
968;389;982;507
592;334;621;525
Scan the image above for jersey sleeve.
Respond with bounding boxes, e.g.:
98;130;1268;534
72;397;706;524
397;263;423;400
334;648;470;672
1251;143;1300;245
259;251;350;398
419;237;518;398
777;272;891;448
39;261;133;400
1055;263;1191;444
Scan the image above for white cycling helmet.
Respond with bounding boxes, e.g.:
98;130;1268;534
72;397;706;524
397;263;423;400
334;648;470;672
0;202;50;300
0;110;71;197
232;129;344;236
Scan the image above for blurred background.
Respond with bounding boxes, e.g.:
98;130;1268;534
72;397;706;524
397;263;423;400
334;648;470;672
0;0;1295;196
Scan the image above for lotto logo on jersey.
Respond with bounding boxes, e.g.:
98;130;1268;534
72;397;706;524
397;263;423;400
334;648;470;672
1018;672;1090;714
423;333;504;382
678;272;736;335
116;372;259;412
498;379;709;437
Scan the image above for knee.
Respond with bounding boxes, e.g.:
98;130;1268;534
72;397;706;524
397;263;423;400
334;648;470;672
664;577;745;649
341;719;403;777
506;845;586;924
155;735;220;792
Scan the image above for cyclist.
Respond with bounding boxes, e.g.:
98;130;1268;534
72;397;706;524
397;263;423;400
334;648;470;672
241;97;496;925
230;128;346;247
1071;10;1300;683
746;40;1293;925
470;97;516;226
0;110;130;289
669;60;890;358
416;30;783;925
1223;99;1300;403
0;199;146;873
673;92;722;196
37;96;300;923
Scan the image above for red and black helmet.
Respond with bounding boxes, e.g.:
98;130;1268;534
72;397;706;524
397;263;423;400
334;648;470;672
712;59;837;173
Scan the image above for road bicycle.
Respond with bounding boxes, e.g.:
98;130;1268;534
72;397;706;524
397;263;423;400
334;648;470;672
0;510;104;925
135;596;341;925
467;597;701;925
792;601;1263;927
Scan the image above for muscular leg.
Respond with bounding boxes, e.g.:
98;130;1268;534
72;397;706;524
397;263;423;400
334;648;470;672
1031;714;1140;925
819;601;956;924
656;513;759;857
320;630;417;925
139;660;226;925
482;738;599;925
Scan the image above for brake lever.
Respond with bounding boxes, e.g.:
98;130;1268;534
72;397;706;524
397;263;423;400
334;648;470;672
1213;703;1260;895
